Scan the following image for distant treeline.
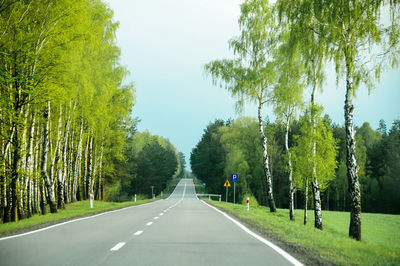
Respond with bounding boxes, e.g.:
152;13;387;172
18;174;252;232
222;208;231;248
109;131;186;202
191;117;400;214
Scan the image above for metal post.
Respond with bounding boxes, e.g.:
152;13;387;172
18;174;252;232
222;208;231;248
134;194;136;202
151;186;154;199
234;182;236;204
219;195;221;202
209;194;210;200
226;186;228;202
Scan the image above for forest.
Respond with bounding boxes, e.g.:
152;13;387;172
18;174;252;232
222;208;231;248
202;0;399;241
190;117;400;214
0;0;183;223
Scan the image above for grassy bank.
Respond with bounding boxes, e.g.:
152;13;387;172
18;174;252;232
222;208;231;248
0;178;182;236
208;200;400;265
0;198;158;236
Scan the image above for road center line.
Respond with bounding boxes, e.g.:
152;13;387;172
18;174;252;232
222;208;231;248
154;216;159;220
110;242;126;251
160;213;164;216
134;230;143;236
146;222;153;226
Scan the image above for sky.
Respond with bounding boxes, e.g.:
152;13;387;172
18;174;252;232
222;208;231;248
105;0;400;167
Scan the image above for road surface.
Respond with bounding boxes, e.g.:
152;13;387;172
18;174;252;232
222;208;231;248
0;179;301;266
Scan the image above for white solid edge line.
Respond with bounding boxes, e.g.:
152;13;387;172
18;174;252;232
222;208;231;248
201;200;303;266
110;242;126;251
0;200;159;241
134;230;143;236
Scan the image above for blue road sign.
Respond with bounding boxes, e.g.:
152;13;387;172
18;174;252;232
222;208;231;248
203;183;206;187
231;174;238;183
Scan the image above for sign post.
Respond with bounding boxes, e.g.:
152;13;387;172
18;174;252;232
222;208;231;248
246;197;250;211
90;193;94;209
231;174;238;204
224;180;231;202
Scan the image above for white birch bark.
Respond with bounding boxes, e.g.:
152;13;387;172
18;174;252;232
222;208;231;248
285;115;295;221
257;98;276;212
42;101;57;213
311;85;323;230
345;58;361;240
72;118;84;202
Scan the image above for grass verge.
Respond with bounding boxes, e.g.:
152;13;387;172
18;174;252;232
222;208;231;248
208;200;400;266
0;178;183;237
0;198;158;237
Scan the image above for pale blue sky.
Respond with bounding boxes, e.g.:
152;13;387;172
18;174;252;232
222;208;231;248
106;0;400;166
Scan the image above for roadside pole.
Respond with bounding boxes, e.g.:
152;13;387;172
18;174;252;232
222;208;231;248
90;194;94;209
234;182;236;204
231;174;238;204
246;197;250;211
224;180;231;202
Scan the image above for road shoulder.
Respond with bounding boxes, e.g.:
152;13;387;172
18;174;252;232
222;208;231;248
205;200;335;266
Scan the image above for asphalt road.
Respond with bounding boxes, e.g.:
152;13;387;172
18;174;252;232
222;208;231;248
0;179;302;266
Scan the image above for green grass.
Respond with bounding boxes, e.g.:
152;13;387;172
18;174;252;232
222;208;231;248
0;198;157;235
209;201;400;266
0;178;182;235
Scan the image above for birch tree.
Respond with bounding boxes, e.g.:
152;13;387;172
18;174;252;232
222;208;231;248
272;38;304;220
278;0;400;240
0;0;135;221
205;0;279;212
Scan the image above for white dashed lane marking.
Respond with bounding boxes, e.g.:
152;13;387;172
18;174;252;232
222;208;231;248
146;222;153;226
134;231;143;236
110;242;126;251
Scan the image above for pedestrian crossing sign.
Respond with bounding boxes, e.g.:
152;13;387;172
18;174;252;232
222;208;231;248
224;180;231;187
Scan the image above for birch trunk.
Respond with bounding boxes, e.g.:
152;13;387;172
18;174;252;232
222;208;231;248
73;118;84;202
345;57;361;241
304;177;308;225
87;135;94;197
25;111;36;217
40;179;46;215
97;138;104;200
285;116;295;221
312;181;323;229
63;102;74;204
66;126;74;204
11;119;19;222
57;103;72;209
19;104;30;220
51;105;64;209
311;85;323;230
42;101;57;213
83;135;90;200
257;98;276;212
34;132;41;214
0;141;5;221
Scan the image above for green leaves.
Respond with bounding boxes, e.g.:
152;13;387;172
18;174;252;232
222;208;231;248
291;107;338;191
